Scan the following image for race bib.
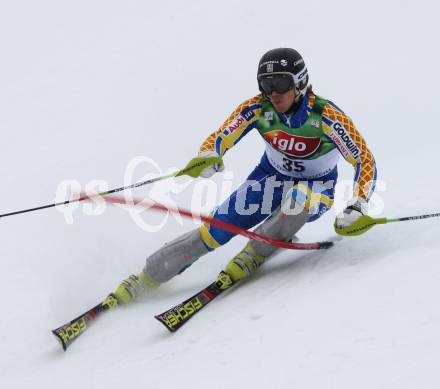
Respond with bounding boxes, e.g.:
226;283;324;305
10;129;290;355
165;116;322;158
265;145;340;178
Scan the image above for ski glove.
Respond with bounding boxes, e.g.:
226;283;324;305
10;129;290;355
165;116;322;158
334;197;368;229
177;151;224;178
198;151;224;178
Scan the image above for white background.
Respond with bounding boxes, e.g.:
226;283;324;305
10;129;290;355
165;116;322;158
1;1;440;388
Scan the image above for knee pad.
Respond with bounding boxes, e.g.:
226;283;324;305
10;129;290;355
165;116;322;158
143;228;209;283
250;199;309;258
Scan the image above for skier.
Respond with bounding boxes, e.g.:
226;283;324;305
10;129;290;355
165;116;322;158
114;48;377;304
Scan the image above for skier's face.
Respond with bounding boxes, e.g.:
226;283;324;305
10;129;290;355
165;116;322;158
268;88;296;113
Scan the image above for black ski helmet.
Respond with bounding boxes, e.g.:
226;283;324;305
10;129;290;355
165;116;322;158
257;48;309;101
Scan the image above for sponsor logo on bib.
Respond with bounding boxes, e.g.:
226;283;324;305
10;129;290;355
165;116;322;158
263;130;321;157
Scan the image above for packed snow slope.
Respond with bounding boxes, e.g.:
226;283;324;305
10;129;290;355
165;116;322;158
1;1;440;388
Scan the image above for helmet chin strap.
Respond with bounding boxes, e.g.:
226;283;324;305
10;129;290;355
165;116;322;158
284;88;305;114
294;87;302;103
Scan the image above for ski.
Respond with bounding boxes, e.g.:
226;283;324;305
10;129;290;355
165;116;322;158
52;293;119;351
53;240;334;344
155;271;234;332
155;238;335;332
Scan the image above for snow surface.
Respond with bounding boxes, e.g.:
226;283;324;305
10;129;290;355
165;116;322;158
1;1;440;388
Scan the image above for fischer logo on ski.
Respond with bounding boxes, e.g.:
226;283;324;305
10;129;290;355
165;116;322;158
53;318;88;347
155;271;234;332
159;298;204;330
52;294;119;351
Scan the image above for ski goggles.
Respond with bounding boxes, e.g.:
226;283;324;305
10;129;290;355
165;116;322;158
258;74;295;95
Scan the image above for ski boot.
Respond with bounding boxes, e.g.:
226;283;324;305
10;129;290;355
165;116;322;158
113;272;158;304
225;242;266;283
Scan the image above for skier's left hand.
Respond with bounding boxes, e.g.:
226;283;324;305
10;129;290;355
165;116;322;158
334;197;368;228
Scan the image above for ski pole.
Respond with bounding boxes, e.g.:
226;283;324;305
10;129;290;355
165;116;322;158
0;156;222;220
101;194;333;250
335;212;440;236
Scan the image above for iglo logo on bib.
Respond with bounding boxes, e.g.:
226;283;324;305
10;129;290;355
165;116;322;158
264;130;321;158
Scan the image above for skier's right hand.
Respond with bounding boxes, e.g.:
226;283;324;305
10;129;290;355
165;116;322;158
177;151;224;178
198;151;225;178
